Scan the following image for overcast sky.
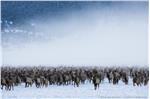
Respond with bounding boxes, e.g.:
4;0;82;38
1;1;148;66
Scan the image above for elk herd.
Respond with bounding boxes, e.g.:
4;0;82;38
1;66;149;91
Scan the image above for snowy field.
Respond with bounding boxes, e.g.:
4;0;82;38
1;79;148;99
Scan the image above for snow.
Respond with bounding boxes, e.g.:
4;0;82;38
1;79;148;99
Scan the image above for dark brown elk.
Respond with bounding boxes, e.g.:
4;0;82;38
1;78;7;90
5;77;14;91
92;69;100;90
35;78;41;88
74;76;80;87
25;77;33;87
112;71;120;85
92;74;100;90
107;71;113;83
80;72;87;84
121;72;129;85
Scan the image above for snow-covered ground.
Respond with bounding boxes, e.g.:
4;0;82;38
1;79;148;99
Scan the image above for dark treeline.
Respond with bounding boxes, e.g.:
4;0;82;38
1;66;149;91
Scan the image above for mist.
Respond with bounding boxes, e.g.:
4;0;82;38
2;2;148;66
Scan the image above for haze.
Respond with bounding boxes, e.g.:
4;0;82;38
1;1;148;66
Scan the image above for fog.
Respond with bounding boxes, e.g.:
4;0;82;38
2;2;148;66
